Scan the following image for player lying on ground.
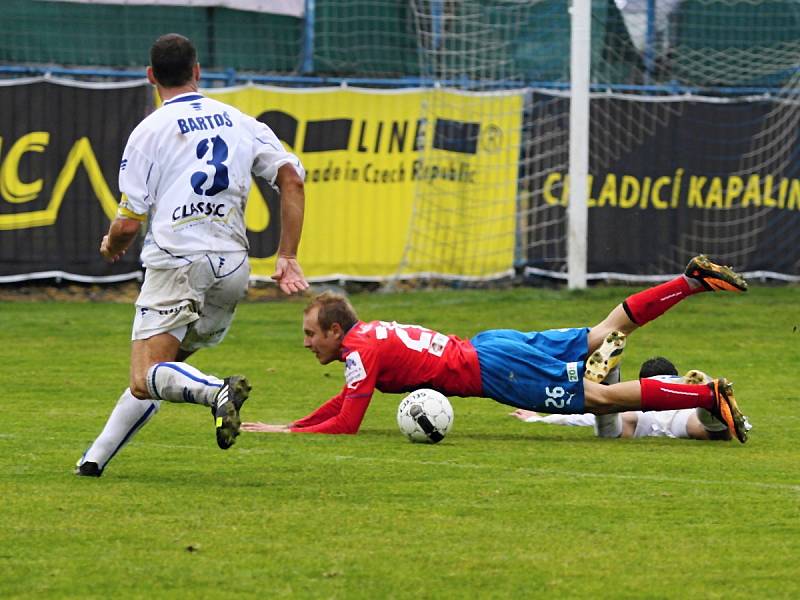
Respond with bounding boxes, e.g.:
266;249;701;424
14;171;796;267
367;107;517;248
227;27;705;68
75;34;309;477
510;357;752;440
242;255;750;443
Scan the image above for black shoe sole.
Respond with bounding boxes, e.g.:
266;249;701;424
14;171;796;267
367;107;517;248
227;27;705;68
215;376;251;450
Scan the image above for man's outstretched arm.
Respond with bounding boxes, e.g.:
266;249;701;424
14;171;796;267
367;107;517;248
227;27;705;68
271;163;308;294
242;378;377;435
292;391;346;428
288;389;373;434
100;216;141;262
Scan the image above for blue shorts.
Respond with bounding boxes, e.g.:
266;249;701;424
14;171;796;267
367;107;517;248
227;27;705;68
471;327;590;413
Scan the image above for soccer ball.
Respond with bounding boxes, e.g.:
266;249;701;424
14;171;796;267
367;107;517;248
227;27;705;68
396;389;454;443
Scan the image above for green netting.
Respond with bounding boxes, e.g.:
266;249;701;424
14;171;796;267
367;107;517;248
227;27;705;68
671;0;800;87
312;0;419;77
1;0;799;90
213;9;302;72
509;0;641;85
0;0;301;72
407;0;630;87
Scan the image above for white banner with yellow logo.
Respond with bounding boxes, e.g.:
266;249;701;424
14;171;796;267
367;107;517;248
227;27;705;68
206;85;523;280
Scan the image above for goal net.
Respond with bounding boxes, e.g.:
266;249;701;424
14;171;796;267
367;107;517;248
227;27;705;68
401;0;800;283
394;0;535;283
523;0;800;281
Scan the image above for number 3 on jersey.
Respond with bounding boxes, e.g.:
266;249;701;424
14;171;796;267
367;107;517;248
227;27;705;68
191;135;229;196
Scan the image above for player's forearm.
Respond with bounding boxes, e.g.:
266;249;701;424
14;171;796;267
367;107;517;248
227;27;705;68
292;393;345;427
104;218;141;256
290;416;361;434
291;392;371;434
276;167;305;257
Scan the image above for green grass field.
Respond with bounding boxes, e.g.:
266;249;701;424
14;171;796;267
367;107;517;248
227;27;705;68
1;286;799;598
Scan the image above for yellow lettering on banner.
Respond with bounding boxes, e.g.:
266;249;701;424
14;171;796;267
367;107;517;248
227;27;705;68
725;176;743;208
0;132;49;203
0;137;117;230
706;177;724;208
671;168;683;208
651;176;670;209
596;174;617;207
642;177;652;209
688;176;706;208
535;168;795;214
777;178;789;209
56;137;118;220
741;174;761;207
543;172;563;206
789;179;800;210
763;175;777;207
619;175;639;209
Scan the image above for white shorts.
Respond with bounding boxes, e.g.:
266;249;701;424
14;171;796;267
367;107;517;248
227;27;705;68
633;409;692;439
132;252;250;352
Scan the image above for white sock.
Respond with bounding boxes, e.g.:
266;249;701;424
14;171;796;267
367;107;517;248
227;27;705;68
603;365;621;384
79;388;160;471
146;362;223;406
592;365;623;437
594;413;623;438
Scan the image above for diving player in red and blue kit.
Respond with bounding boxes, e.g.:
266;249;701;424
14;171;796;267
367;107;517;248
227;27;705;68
242;256;750;443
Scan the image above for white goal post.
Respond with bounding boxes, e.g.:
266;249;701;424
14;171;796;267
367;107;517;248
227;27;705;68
568;0;591;289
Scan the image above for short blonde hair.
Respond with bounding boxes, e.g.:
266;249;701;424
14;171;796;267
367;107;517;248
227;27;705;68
305;291;358;332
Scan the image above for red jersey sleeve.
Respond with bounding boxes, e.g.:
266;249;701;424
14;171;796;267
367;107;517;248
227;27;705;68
289;348;379;434
291;391;345;428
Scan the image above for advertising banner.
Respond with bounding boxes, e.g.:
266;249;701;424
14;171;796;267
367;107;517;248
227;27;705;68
525;92;800;277
8;81;795;283
0;79;152;282
1;80;521;282
206;86;523;279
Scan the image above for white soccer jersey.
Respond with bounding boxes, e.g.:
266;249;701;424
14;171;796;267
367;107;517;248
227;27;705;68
118;92;304;268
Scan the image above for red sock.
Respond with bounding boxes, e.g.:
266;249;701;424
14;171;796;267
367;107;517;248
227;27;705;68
623;276;702;326
640;378;714;411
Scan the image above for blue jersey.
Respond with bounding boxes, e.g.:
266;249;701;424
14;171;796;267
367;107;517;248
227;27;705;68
471;327;590;413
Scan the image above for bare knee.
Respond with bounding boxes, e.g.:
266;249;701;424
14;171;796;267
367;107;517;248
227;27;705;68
129;334;182;400
129;361;154;399
130;375;151;399
588;304;637;351
128;360;152;400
